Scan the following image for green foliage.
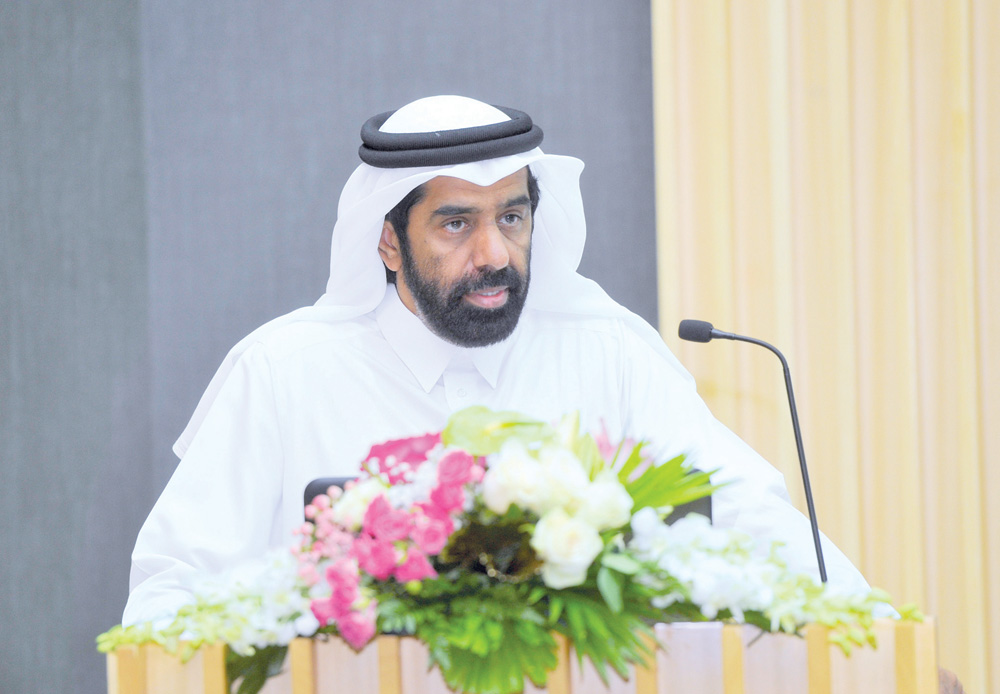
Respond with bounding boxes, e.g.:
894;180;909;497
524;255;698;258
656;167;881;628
562;415;605;478
441;406;555;455
548;586;655;682
226;646;287;694
377;572;558;694
620;449;720;512
897;603;925;622
98;622;290;694
370;557;669;694
96;616;210;664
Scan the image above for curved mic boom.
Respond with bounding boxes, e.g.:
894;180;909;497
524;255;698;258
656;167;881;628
677;319;828;583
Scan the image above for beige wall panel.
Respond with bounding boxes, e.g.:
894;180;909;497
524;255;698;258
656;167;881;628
971;1;1000;691
671;0;738;426
787;1;861;560
728;0;800;505
651;2;996;692
910;1;986;690
847;0;925;606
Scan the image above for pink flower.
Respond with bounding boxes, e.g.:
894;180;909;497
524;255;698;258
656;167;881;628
315;516;338;540
338;603;377;650
410;514;453;555
437;450;476;486
367;432;441;463
298;564;320;586
353;535;398;581
394;548;437;582
416;500;451;522
324;527;355;553
594;423;639;467
365;432;441;483
469;462;485;483
295;521;315;535
429;482;465;515
326;559;360;612
363;495;412;542
311;597;339;627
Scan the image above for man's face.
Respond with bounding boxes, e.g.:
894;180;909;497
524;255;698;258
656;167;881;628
384;169;533;347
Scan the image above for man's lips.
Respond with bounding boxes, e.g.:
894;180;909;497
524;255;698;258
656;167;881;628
463;286;509;309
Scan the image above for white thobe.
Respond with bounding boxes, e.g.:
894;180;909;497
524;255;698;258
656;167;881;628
124;286;871;625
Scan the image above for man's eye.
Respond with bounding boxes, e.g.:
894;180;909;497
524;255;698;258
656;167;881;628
501;213;522;225
444;219;467;232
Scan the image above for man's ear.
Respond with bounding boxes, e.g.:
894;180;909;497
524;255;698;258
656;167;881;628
378;221;403;273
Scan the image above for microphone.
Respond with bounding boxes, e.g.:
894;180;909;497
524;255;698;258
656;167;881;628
677;319;828;583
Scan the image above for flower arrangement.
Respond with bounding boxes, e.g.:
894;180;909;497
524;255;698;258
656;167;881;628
99;407;908;694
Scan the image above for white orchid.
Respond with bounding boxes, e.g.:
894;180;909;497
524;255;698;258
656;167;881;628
530;508;604;589
183;551;318;655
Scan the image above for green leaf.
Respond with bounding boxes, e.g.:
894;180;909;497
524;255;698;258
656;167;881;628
601;553;641;575
527;587;546;604
571;432;605;478
596;567;623;614
226;645;287;694
625;456;720;512
423;608;559;694
441;406;555;456
616;442;648;483
563;601;587;640
548;597;563;624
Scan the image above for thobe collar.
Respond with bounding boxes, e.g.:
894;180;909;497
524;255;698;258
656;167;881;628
375;284;514;393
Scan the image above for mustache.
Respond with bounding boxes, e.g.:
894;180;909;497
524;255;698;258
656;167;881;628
448;266;525;301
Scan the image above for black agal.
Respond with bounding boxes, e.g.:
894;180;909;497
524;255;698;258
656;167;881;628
358;106;543;169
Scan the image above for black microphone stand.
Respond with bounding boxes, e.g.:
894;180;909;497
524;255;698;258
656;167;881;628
679;320;828;583
711;329;827;583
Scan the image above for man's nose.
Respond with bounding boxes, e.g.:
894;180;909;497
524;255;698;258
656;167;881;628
471;222;510;271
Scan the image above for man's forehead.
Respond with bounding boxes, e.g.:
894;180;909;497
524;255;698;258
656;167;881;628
419;168;530;200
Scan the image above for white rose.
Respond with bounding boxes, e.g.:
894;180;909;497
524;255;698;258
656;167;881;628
482;440;547;514
530;508;604;589
536;446;590;515
577;470;634;530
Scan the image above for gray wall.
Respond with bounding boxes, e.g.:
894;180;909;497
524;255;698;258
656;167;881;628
1;2;656;692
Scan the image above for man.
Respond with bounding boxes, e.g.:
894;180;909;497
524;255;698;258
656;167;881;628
123;96;872;626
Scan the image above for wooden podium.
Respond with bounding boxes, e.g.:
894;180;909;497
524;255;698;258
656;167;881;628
106;619;937;694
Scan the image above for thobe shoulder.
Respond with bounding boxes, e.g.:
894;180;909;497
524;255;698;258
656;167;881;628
523;309;693;388
516;308;640;362
238;315;387;370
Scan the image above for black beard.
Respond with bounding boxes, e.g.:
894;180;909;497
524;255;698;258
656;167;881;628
399;249;530;348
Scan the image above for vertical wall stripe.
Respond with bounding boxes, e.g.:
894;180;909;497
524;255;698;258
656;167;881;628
910;1;985;689
652;0;681;338
674;0;739;427
847;0;925;607
729;0;798;488
788;0;862;560
971;3;1000;694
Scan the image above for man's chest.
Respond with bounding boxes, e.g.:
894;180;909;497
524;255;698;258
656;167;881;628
272;333;628;475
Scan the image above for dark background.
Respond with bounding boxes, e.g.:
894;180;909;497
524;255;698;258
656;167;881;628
0;2;657;691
